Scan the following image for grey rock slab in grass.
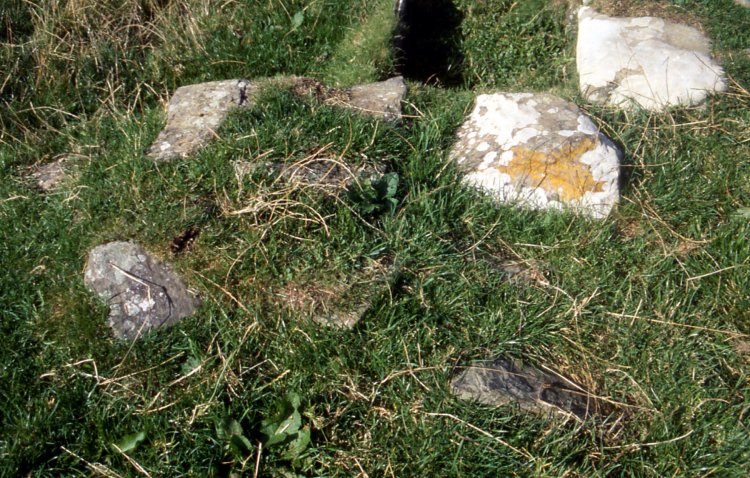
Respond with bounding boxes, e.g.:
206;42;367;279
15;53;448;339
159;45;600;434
84;241;200;340
736;0;750;8
291;76;407;122
346;76;406;122
33;156;73;192
577;6;726;110
450;92;621;219
146;79;259;161
275;258;393;329
451;356;608;420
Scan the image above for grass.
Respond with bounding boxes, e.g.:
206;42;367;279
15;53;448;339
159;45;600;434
1;0;750;476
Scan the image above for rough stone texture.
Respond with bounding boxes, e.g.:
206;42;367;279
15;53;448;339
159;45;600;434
577;6;726;110
84;241;200;340
233;157;386;197
275;258;393;329
346;76;407;121
147;76;406;162
146;79;259;161
33;156;72;191
450;92;621;219
451;356;608;420
736;0;750;8
291;76;407;122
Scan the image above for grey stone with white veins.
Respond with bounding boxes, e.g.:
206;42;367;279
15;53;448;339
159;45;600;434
451;356;608;420
84;241;200;340
146;79;258;161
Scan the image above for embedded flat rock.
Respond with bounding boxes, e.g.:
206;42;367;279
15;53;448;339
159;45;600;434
451;356;608;420
146;79;259;161
346;76;406;121
291;76;407;122
84;241;200;340
274;257;393;329
450;92;620;218
33;156;73;192
577;7;726;110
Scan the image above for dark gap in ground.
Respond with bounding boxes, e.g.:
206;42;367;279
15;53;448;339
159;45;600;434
392;0;465;87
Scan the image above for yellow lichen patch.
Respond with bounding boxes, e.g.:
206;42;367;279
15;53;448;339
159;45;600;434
496;137;604;202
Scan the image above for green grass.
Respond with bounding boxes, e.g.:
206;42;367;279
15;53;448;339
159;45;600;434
2;0;750;476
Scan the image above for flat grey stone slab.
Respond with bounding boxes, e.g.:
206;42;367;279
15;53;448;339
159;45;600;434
84;241;200;340
146;79;258;161
147;76;406;162
577;6;726;110
451;356;608;420
450;92;621;219
291;76;407;122
346;76;406;122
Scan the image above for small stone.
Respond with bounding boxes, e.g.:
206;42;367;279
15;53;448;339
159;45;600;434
275;257;393;329
450;92;620;218
577;7;727;110
146;79;259;161
451;355;609;420
84;241;200;340
33;156;73;192
291;76;407;122
346;76;407;122
736;0;750;8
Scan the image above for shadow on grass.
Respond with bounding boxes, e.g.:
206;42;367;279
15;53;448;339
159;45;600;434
392;0;465;87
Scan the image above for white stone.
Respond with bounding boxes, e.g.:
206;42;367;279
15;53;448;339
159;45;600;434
450;93;621;219
577;7;726;110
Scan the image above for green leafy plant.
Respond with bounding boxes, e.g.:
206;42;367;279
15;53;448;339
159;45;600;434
112;431;146;454
216;417;254;460
347;172;400;216
260;392;311;465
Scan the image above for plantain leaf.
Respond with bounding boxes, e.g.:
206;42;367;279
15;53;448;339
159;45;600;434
113;431;146;453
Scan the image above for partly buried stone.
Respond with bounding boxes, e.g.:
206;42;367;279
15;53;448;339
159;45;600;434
451;356;609;420
84;241;200;340
450;92;620;219
275;257;393;329
146;79;259;161
291;76;407;122
32;156;74;192
577;6;726;110
236;156;385;190
345;76;406;122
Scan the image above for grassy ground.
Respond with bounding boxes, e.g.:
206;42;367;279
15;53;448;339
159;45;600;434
2;0;750;476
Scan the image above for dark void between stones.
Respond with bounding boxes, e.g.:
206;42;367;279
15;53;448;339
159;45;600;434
392;0;465;87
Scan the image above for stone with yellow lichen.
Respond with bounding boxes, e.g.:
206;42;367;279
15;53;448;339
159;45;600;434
450;92;621;219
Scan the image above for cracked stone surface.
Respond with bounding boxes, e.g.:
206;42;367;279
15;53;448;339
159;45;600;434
451;356;609;420
146;79;259;161
450;92;621;219
577;7;726;110
84;241;200;340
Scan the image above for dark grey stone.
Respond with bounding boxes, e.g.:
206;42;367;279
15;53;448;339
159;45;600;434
451;355;609;420
84;241;200;340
